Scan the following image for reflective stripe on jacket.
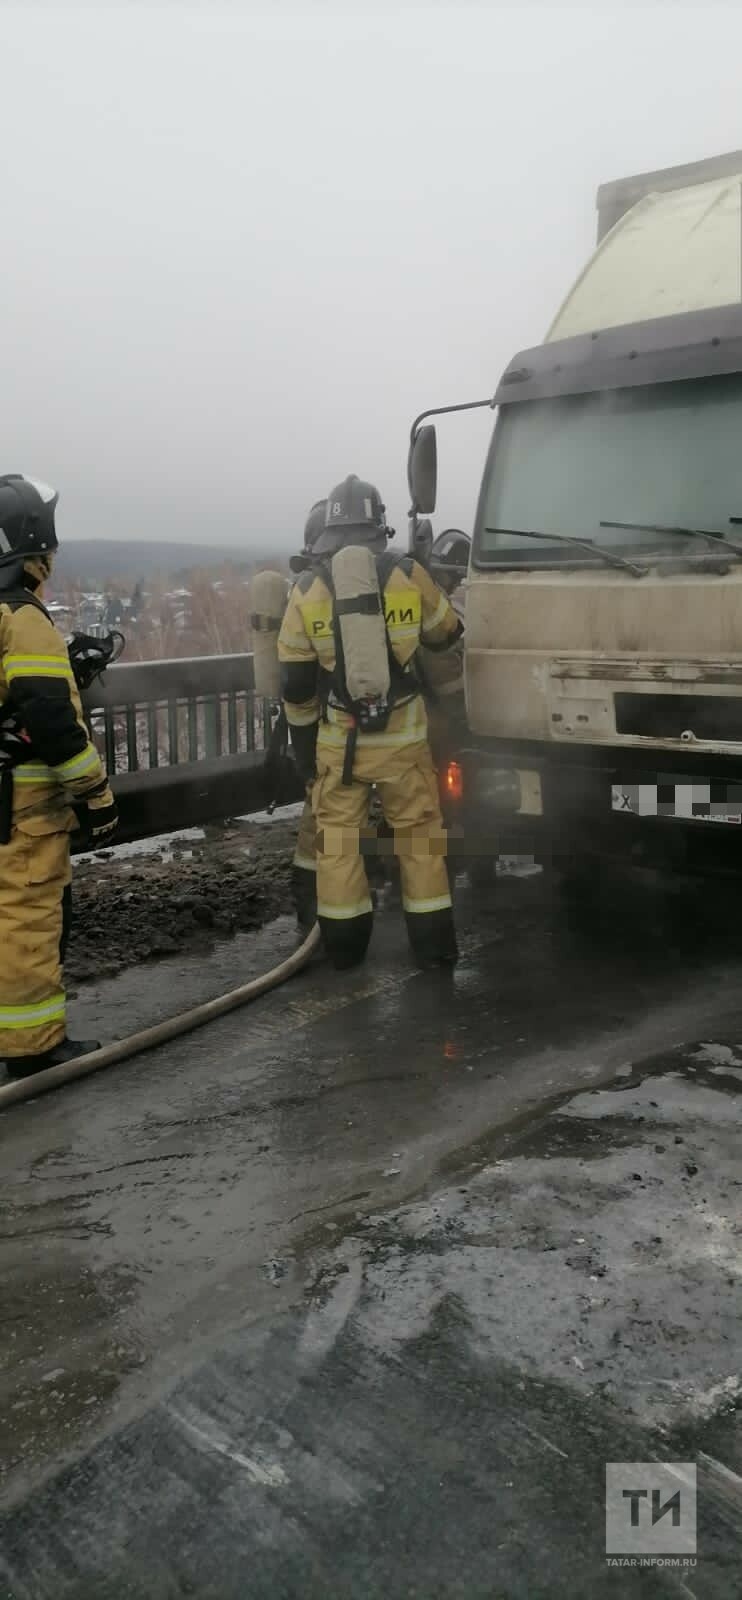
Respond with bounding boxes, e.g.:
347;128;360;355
0;591;107;820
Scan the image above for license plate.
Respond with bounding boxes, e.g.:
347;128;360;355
611;783;742;824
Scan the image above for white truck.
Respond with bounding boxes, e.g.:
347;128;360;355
409;150;742;879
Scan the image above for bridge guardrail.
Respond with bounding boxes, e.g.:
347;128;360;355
83;652;270;773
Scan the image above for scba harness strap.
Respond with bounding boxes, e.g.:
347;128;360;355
0;585;53;621
334;592;383;618
315;551;421;786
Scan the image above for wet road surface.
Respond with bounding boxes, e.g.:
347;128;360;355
1;870;741;1595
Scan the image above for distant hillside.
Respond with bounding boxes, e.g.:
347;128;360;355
56;539;280;585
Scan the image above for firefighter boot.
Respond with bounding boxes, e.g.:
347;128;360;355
291;864;317;936
4;1036;102;1081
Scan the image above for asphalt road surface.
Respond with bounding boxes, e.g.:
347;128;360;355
1;867;741;1597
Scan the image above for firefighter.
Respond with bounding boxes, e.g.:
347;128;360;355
417;528;469;761
278;475;463;970
287;500;327;933
250;501;327;935
429;528;470;617
0;474;118;1080
375;529;470;901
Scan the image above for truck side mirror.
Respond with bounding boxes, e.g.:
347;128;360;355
407;424;437;514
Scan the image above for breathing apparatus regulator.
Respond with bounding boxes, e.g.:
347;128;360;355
66;629;126;693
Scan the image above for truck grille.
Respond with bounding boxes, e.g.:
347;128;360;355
614;693;742;741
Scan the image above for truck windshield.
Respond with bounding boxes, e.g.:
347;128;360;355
475;372;742;565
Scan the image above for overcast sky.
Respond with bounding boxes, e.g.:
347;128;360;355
2;2;742;551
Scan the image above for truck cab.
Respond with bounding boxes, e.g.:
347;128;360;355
410;151;742;878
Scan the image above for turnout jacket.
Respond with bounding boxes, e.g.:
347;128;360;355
0;589;108;825
278;555;462;755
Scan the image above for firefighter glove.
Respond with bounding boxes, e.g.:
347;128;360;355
289;722;318;785
73;780;119;844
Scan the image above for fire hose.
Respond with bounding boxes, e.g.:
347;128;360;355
0;922;321;1112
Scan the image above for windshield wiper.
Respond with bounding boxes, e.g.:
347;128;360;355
485;526;647;578
600;519;742;560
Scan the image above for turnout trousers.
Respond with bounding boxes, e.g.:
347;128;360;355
312;735;456;969
291;783;399;930
291;785;318;932
0;815;72;1059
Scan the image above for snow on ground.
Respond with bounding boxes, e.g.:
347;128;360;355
74;802;306;868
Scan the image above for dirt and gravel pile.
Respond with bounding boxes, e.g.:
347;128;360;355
68;797;399;984
67;817;299;983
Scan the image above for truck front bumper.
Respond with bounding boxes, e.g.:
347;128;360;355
445;741;742;876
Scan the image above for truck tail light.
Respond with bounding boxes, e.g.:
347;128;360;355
444;760;464;802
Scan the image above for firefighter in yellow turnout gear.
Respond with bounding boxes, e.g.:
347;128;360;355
0;475;118;1080
249;501;328;934
286;500;327;932
278;476;463;969
410;527;468;766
